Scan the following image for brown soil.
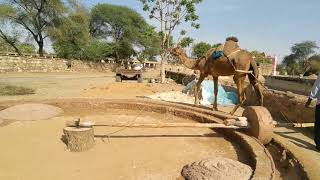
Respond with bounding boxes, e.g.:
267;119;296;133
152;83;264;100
81;82;183;99
0;103;63;121
0;108;250;180
0;72;311;180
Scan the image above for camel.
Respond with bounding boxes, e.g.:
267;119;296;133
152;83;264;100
169;37;263;115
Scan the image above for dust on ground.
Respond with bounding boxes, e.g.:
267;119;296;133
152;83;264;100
0;108;250;180
0;103;63;121
0;72;184;100
0;72;318;179
82;82;183;99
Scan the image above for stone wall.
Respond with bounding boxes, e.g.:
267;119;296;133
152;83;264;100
264;76;316;96
244;85;314;123
0;55;111;73
259;63;273;76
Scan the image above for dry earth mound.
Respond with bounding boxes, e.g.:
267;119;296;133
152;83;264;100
182;157;253;180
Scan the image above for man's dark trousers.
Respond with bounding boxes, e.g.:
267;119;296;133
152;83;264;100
315;104;320;148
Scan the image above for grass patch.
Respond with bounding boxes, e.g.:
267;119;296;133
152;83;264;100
0;84;35;96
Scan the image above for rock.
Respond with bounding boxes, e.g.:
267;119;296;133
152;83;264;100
181;157;253;180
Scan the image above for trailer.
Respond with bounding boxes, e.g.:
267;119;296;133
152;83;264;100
115;67;144;83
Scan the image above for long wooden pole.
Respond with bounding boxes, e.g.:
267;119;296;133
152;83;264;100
92;122;246;129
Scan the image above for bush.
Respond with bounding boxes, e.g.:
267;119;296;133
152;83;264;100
0;84;35;96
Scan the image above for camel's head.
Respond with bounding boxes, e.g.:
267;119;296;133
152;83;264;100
169;46;185;57
224;36;240;55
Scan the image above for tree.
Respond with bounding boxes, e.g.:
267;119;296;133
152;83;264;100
140;0;202;83
50;5;91;59
180;37;193;48
90;4;159;62
192;42;211;58
291;41;319;62
0;0;65;56
0;4;21;54
282;41;319;75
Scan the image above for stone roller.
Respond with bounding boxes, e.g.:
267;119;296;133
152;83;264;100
64;106;274;152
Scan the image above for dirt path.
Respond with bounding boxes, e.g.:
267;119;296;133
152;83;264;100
0;72;183;101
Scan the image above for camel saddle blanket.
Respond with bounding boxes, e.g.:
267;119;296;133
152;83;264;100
211;51;224;60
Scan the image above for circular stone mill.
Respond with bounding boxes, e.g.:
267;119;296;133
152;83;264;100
60;98;278;179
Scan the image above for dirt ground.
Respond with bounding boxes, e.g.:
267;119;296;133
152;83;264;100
0;108;251;180
0;72;317;180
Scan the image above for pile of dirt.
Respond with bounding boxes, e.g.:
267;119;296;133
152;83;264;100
0;103;63;121
181;157;253;180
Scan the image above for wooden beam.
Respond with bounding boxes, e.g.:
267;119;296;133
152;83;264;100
92;122;246;129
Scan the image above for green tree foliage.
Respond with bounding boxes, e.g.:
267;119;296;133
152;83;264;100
140;0;203;83
90;4;160;61
282;41;319;75
180;37;193;48
50;3;113;61
50;7;91;59
192;42;211;58
0;0;65;56
83;40;113;61
0;34;35;54
291;41;318;62
16;43;36;53
0;4;22;54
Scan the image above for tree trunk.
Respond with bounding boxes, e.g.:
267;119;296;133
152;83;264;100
160;52;167;83
0;30;21;55
38;40;44;57
63;127;95;152
11;44;21;55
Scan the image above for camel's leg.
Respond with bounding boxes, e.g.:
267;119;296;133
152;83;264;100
213;76;219;111
248;74;264;106
194;73;206;106
231;75;246;115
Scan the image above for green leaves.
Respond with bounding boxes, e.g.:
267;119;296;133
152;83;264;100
282;41;319;75
90;3;160;60
0;4;16;19
180;37;193;48
192;42;211;58
291;41;319;62
0;0;66;56
139;0;202;52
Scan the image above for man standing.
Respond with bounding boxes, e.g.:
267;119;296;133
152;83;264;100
305;73;320;150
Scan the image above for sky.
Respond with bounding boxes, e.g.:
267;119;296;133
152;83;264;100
83;0;320;62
